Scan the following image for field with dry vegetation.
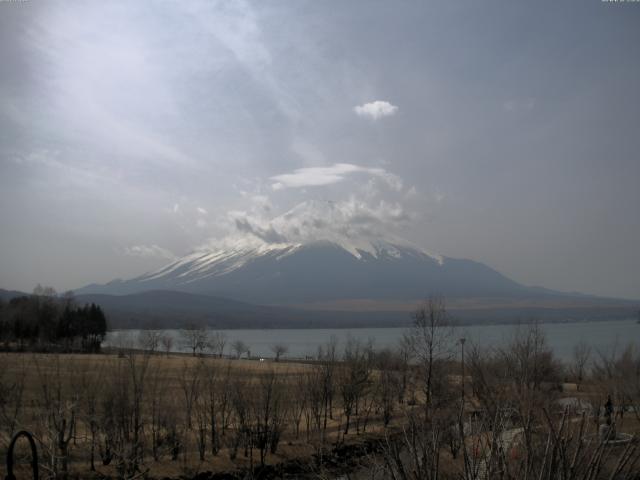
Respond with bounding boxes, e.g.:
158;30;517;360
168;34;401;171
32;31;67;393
1;299;640;480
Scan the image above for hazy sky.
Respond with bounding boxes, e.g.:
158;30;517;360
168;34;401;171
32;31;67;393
1;1;639;299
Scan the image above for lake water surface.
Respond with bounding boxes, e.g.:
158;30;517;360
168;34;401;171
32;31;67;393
106;319;639;362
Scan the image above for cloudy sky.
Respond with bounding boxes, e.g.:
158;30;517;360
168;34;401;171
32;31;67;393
1;1;639;299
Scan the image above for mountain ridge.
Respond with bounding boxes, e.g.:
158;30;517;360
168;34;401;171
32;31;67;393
2;287;637;330
7;238;633;328
75;239;539;303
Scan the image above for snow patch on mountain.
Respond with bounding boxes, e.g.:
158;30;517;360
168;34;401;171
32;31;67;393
75;232;532;302
138;239;303;284
135;236;443;288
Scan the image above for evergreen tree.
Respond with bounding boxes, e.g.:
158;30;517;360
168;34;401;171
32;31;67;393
1;291;108;352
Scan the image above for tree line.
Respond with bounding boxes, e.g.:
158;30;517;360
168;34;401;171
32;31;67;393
0;285;107;352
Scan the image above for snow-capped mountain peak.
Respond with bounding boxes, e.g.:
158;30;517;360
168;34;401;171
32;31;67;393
76;235;524;304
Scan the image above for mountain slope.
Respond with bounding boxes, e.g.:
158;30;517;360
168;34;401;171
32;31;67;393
75;290;639;329
74;290;412;329
76;239;540;304
0;288;28;301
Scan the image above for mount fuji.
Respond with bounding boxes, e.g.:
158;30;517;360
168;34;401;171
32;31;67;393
77;238;539;304
69;236;640;328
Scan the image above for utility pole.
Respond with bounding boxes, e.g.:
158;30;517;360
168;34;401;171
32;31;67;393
457;337;468;467
460;337;466;404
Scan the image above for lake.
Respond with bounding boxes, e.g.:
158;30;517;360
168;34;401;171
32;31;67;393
105;319;639;362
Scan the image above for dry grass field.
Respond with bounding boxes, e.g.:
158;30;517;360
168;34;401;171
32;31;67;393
0;351;393;479
1;323;639;480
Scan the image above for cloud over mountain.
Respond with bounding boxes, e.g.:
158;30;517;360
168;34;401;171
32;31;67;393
270;163;402;190
354;100;398;120
123;244;176;260
221;197;412;254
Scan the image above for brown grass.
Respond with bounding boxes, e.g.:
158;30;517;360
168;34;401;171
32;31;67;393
0;352;385;479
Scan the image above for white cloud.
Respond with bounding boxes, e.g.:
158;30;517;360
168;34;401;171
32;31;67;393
197;206;208;215
270;163;402;191
354;100;398;120
226;198;411;248
124;244;176;260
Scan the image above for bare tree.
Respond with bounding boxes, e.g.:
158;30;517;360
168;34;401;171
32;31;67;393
396;336;413;404
178;360;203;429
148;361;169;461
78;360;105;471
0;354;27;449
592;343;640;424
382;409;444;480
571;340;592;384
406;296;455;417
208;331;227;358
383;325;640;480
317;336;338;427
338;337;371;435
194;377;208;461
203;359;222;455
97;352;152;477
288;372;307;439
125;351;151;476
161;334;173;357
249;369;288;465
376;365;398;427
270;343;288;361
33;355;78;480
231;339;249;359
137;330;161;353
228;376;249;461
180;326;209;357
218;363;234;436
303;367;325;446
